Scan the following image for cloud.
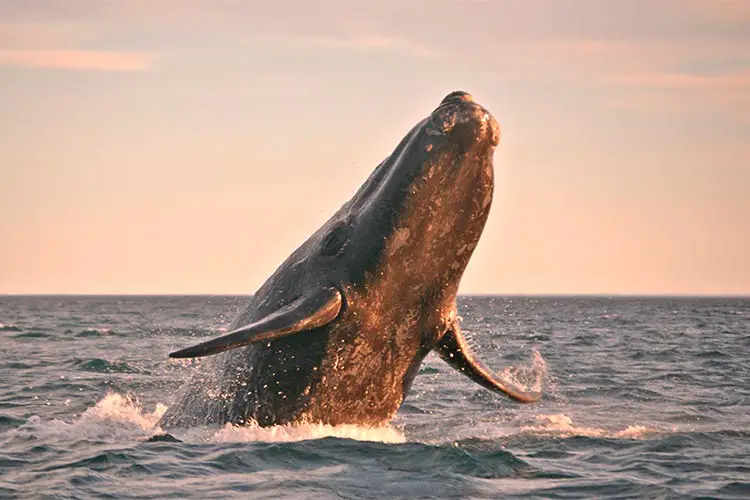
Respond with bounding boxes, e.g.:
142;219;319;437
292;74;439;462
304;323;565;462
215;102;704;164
0;50;156;72
0;19;156;72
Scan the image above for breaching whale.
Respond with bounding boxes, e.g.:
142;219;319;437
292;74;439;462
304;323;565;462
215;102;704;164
159;91;541;429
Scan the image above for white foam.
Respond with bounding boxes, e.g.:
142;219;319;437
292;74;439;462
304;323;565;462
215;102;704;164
520;413;654;439
9;392;656;447
208;421;405;444
3;393;168;444
80;392;167;431
17;392;406;445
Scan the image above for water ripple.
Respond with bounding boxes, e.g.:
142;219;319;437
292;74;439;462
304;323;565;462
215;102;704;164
0;295;747;499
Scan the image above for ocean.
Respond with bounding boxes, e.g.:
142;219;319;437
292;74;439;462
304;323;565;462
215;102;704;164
1;295;748;499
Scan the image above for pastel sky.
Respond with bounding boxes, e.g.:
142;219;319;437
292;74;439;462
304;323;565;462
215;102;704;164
1;0;749;295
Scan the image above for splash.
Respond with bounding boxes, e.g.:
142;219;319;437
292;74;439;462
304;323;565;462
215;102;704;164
80;392;167;431
209;421;405;444
498;347;548;394
3;393;168;443
521;413;653;439
49;392;405;445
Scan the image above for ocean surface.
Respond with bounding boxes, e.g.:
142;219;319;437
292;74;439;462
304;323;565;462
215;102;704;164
1;295;748;499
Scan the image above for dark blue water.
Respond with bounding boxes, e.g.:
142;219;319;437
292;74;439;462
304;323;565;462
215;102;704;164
1;295;748;499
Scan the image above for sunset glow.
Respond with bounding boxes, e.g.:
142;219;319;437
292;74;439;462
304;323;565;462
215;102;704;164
1;0;748;295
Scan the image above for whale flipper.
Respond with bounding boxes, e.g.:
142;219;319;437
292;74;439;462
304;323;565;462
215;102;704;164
169;286;342;359
435;327;542;403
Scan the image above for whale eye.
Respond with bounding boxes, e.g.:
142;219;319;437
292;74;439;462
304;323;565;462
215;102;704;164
320;224;349;257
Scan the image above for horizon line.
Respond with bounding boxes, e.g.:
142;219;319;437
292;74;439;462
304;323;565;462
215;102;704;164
1;292;748;299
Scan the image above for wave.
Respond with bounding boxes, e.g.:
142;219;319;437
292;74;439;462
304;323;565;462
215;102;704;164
72;359;149;374
0;415;25;431
75;328;117;337
12;331;52;339
0;323;22;332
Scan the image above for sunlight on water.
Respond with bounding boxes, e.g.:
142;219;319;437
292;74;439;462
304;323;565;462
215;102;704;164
521;413;653;439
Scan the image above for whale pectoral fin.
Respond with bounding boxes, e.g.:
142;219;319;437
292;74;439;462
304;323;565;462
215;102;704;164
168;286;343;359
435;327;542;403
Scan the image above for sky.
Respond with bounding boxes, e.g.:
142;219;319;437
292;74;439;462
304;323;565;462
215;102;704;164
1;0;749;295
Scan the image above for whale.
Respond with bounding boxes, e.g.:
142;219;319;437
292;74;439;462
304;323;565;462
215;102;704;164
158;90;541;430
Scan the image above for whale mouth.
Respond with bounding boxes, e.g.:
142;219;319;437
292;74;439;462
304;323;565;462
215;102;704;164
427;91;500;148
